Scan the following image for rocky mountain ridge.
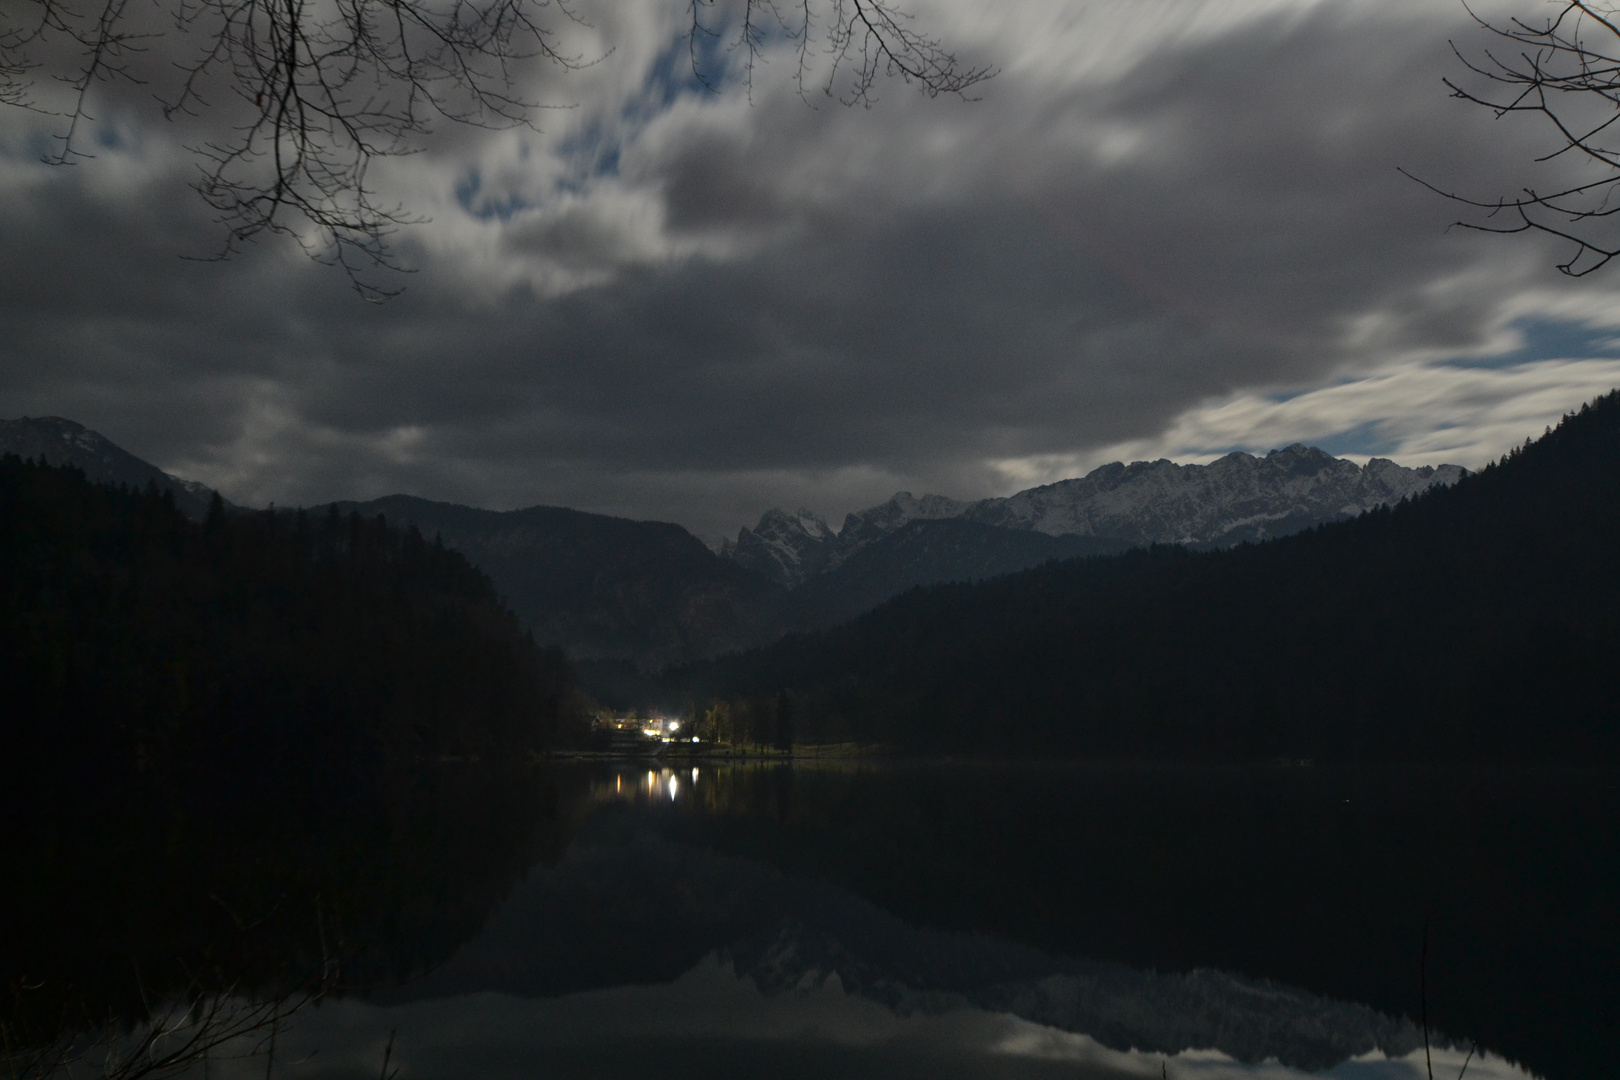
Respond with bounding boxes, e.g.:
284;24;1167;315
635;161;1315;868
4;416;1469;669
725;445;1466;588
719;508;839;587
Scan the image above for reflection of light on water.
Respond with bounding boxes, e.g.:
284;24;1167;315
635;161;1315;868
593;767;700;806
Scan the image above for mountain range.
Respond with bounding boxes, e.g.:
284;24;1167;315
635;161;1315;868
1;414;1470;668
0;417;777;666
674;391;1620;762
723;446;1467;589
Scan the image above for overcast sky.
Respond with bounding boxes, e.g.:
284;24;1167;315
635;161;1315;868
5;0;1620;541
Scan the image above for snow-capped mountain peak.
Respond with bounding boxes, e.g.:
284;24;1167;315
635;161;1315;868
724;507;839;588
723;447;1466;588
832;491;968;568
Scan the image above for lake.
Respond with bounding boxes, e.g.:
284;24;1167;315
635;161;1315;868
7;761;1615;1080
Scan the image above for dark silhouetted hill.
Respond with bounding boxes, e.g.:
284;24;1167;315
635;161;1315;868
0;415;228;519
792;518;1128;627
0;416;786;667
339;495;784;667
0;460;573;800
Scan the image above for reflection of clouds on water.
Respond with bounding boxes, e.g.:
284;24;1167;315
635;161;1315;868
171;833;1546;1080
1322;1048;1526;1080
157;767;1578;1080
995;1021;1529;1080
184;956;1537;1080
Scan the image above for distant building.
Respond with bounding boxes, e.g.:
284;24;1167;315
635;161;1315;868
593;713;683;741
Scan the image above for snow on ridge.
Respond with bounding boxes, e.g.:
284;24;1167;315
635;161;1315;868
828;491;969;570
0;415;224;519
722;447;1467;586
725;507;840;588
962;447;1462;543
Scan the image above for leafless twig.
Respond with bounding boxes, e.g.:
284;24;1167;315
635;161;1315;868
1;0;990;297
1418;2;1620;275
689;0;994;106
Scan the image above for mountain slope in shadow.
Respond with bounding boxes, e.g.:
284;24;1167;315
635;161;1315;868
0;416;227;519
339;495;784;667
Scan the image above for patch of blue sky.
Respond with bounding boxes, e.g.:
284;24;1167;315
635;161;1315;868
523;34;729;203
1445;316;1620;370
6;121;130;159
551;122;622;195
6;132;59;162
94;123;128;151
637;27;738;112
1307;420;1401;459
455;169;533;222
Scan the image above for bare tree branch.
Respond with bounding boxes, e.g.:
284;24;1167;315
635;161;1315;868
689;0;994;107
1422;2;1620;275
1;0;991;298
3;904;346;1080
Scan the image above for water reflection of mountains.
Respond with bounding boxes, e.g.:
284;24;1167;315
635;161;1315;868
11;761;1612;1080
388;827;1433;1074
646;761;1616;1080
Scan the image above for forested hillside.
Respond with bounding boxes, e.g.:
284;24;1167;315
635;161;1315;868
339;495;784;666
0;415;226;518
0;460;574;798
670;392;1620;761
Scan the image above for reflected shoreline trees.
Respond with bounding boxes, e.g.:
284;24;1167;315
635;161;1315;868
0;762;587;1080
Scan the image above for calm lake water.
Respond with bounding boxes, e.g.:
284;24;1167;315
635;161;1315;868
12;762;1617;1080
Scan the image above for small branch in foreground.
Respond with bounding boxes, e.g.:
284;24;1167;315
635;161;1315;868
1412;2;1620;275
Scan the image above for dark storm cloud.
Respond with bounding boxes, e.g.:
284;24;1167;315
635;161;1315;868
656;125;793;230
0;1;1606;536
